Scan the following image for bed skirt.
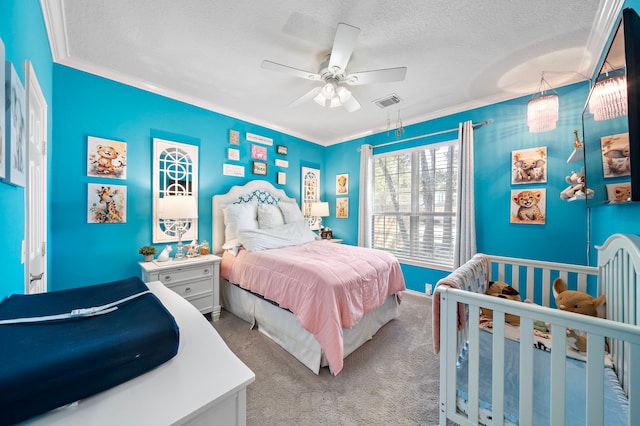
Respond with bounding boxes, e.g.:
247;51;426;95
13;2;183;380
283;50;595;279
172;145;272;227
220;278;399;374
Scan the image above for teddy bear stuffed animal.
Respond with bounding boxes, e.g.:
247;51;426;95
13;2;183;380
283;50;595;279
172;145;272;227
553;278;606;352
482;281;522;325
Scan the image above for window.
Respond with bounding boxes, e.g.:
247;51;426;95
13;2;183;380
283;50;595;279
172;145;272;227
372;140;458;268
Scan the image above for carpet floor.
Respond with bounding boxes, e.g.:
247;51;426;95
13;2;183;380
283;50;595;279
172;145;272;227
211;292;441;425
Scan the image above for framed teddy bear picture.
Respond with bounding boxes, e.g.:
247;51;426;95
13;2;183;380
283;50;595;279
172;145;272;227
511;147;547;185
87;136;127;179
510;188;546;225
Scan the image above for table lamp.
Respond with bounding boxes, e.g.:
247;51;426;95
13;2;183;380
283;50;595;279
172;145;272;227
309;201;330;235
159;195;198;259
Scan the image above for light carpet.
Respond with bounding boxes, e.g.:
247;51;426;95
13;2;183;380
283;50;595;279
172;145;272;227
211;292;441;425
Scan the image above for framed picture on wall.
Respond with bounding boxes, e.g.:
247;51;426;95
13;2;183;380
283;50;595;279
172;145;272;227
229;129;240;145
302;167;320;229
277;171;286;185
336;197;349;219
510;188;546;224
511;147;547;185
251;144;267;160
336;173;348;194
3;62;26;187
600;133;630;178
87;136;127;179
276;144;288;155
606;182;631;203
87;183;127;223
252;161;268;175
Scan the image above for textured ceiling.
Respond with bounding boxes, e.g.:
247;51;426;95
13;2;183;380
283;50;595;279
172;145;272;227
41;0;623;145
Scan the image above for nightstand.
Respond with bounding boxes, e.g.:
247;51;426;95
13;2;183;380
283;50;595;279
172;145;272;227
139;254;221;320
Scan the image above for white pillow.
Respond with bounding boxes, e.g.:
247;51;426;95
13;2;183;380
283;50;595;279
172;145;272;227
257;204;285;229
222;203;258;241
278;202;305;223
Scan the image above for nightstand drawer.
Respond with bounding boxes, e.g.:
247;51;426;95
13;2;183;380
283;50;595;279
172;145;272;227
167;278;212;298
158;265;213;284
188;293;214;314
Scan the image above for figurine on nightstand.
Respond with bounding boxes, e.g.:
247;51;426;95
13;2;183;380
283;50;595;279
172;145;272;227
157;245;172;262
186;240;200;258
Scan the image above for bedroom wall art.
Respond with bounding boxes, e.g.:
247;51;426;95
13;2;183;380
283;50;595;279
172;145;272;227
87;183;127;223
336;197;349;218
3;61;26;187
152;138;199;243
277;171;286;185
275;158;288;168
510;188;546;225
0;38;5;180
336;173;348;194
606;182;632;203
227;148;239;161
246;132;273;146
223;163;244;177
229;129;239;145
251;144;267;160
276;144;288;155
252;161;267;175
511;147;547;184
600;133;631;178
302;166;321;229
86;136;127;179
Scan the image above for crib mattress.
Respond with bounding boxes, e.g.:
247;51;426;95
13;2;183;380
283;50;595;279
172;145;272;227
455;329;628;425
0;277;180;425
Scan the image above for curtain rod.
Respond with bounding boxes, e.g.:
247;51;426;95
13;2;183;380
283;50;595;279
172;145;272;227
372;120;489;149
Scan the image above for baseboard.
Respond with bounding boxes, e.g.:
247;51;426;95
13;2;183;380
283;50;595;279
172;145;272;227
405;289;432;299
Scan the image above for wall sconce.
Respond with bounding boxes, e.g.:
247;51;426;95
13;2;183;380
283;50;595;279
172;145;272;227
158;195;198;260
309;201;330;233
527;74;559;133
588;69;627;121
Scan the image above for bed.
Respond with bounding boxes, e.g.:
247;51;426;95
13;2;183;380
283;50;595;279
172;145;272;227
22;280;255;426
212;180;406;375
434;233;640;425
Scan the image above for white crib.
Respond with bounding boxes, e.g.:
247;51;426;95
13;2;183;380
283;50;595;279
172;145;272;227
436;233;640;425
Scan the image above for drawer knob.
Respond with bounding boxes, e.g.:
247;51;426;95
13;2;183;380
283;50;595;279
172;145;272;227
184;287;191;294
164;275;172;282
203;269;210;274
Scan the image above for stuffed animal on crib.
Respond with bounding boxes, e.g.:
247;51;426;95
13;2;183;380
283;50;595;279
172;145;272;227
482;281;522;325
553;278;606;352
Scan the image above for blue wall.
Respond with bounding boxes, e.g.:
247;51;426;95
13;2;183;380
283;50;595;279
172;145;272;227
51;65;324;290
0;0;53;299
2;0;640;298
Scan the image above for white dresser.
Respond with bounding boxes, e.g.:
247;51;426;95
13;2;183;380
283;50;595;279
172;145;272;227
140;255;221;320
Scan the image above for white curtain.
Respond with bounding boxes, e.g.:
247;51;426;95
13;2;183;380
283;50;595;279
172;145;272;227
358;144;374;247
454;121;476;268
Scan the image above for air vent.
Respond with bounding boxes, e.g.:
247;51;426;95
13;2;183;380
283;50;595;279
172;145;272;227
373;94;402;109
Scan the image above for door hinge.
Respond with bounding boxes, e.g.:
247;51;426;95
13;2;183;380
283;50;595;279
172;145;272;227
40;241;46;256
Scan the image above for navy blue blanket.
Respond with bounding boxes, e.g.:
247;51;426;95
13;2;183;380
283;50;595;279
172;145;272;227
0;277;180;425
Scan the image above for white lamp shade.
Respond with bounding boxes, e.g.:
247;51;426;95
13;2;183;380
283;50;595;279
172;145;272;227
159;195;198;219
309;201;330;217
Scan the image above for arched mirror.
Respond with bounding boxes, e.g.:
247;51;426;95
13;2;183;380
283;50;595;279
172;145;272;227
583;8;640;206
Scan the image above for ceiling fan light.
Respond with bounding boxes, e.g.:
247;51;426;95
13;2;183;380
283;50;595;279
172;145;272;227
321;82;336;98
329;96;342;108
313;92;329;107
337;86;352;103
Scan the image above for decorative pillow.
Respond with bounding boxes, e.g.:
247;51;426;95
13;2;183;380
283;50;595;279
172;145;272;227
257;204;285;229
222;203;258;242
278;202;305;223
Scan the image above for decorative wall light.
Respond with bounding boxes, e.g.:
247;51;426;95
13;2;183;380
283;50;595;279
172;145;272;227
527;74;559;133
588;68;627;121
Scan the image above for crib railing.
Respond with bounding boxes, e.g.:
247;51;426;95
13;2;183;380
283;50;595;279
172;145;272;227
438;285;640;426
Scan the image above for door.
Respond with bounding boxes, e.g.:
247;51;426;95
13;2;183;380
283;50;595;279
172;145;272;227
25;60;47;294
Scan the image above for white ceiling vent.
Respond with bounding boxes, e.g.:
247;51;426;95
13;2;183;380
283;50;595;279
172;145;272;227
373;94;402;109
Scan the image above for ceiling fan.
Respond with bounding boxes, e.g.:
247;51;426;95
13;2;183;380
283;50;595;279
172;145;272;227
261;23;407;112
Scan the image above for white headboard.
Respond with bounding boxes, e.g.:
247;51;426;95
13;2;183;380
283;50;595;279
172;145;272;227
212;180;300;254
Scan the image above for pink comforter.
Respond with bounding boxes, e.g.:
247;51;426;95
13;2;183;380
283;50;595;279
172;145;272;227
221;240;406;374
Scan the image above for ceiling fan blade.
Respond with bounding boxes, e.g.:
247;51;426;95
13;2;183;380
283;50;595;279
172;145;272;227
327;23;360;73
342;94;361;112
344;67;407;86
261;60;322;81
288;86;322;108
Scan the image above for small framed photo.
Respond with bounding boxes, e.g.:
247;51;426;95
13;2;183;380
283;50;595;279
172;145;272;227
229;129;240;145
227;148;240;161
251;144;267;160
510;188;546;225
252;161;268;175
336;173;349;194
336;197;349;219
3;62;26;187
606;182;631;203
276;144;288;155
88;183;127;223
277;171;286;185
511;147;547;185
87;136;127;179
601;133;630;178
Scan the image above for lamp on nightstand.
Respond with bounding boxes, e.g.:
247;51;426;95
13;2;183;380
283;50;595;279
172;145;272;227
159;195;198;260
309;201;330;236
